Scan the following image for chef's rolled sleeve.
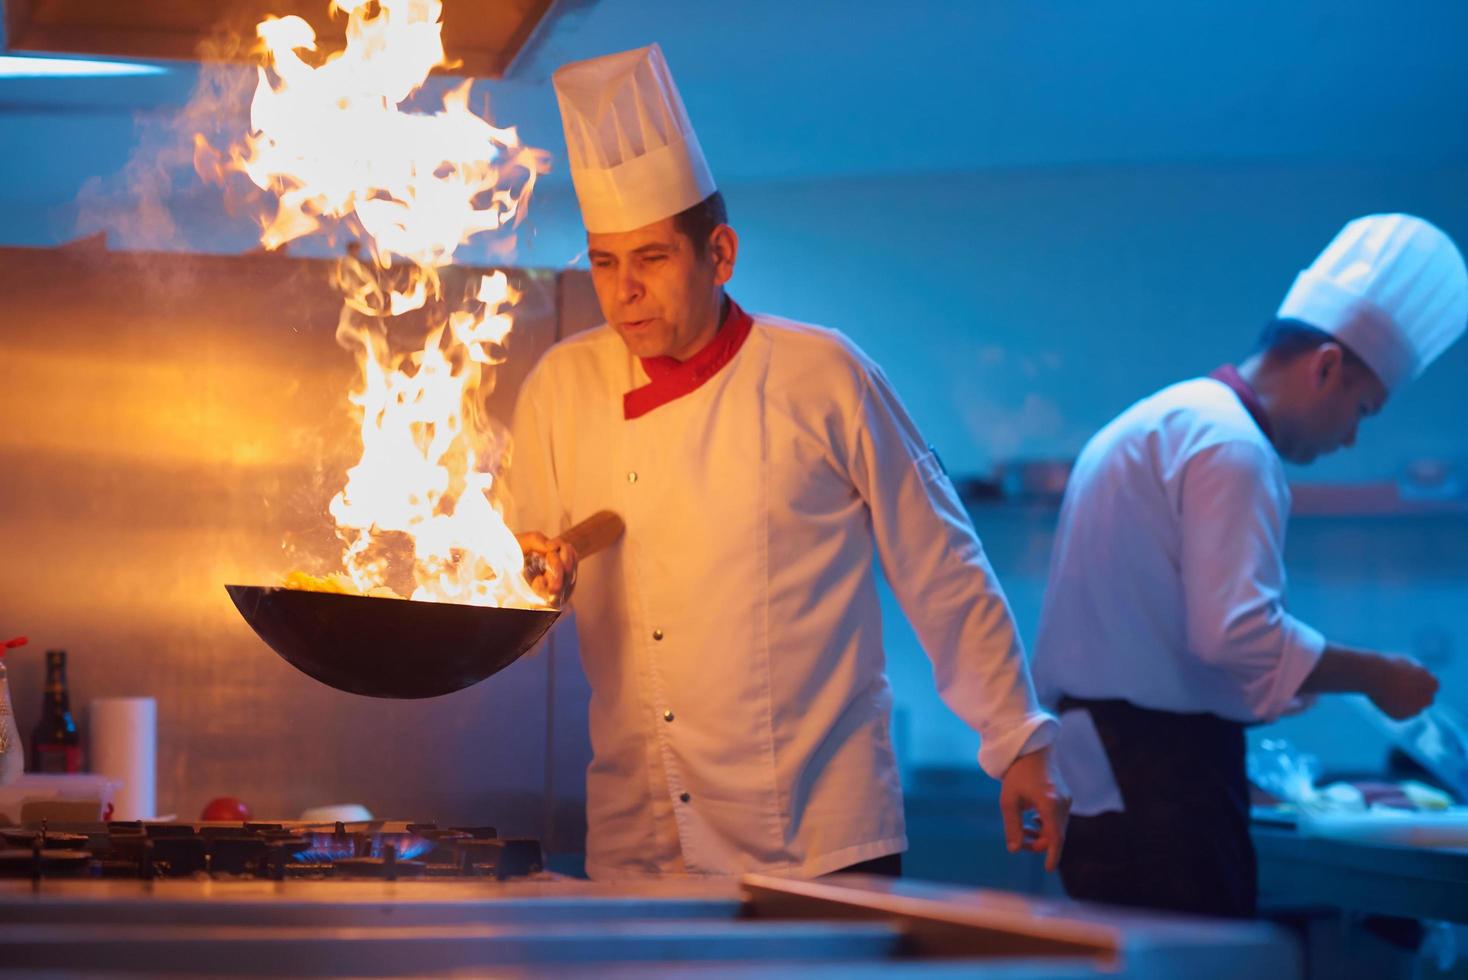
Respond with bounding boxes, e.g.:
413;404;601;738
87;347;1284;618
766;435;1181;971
1179;440;1325;720
846;357;1056;779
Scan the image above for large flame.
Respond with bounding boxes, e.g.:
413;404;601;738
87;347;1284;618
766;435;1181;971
210;0;550;607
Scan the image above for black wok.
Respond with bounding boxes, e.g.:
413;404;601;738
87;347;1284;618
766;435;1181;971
226;511;622;699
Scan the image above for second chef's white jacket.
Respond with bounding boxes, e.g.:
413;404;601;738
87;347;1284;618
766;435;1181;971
508;310;1056;879
1032;377;1326;815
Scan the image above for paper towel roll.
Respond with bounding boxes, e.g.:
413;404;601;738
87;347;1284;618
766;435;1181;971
89;697;156;820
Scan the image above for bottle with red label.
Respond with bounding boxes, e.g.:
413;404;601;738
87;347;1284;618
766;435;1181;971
29;649;80;773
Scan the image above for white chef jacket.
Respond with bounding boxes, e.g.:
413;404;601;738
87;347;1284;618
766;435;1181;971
1032;377;1326;815
508;308;1056;879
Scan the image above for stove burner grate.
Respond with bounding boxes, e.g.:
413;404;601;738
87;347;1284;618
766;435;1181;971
0;820;545;882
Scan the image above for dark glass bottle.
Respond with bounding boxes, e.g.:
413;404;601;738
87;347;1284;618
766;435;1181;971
29;650;80;773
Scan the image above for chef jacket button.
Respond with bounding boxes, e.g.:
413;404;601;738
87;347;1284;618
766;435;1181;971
627;471;638;484
652;628;664;641
663;709;675;723
679;792;691;803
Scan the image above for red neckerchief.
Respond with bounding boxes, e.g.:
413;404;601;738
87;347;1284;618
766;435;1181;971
1208;364;1274;441
623;299;754;421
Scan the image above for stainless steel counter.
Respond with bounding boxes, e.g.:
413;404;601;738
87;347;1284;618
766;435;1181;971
1255;824;1468;924
0;872;1298;977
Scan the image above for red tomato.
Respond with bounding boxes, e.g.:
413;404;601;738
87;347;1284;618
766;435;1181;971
200;796;251;822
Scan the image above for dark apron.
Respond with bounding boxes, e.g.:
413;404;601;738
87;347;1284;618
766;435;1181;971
1057;696;1257;919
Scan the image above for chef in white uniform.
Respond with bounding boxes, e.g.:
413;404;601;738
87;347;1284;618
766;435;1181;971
509;44;1067;881
1033;214;1467;918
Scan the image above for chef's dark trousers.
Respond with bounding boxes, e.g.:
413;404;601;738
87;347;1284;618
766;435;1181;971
1057;697;1256;919
829;852;902;877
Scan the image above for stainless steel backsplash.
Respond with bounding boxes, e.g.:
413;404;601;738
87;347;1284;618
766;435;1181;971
0;244;599;844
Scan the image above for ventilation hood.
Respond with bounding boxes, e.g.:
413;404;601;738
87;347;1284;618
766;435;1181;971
3;0;566;78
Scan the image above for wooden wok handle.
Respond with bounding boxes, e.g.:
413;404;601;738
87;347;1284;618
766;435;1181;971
559;510;626;559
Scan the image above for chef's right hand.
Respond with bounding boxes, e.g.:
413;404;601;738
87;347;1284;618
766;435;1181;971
1367;654;1439;720
516;531;578;605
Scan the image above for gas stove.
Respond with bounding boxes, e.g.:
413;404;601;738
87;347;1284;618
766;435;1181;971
0;819;545;882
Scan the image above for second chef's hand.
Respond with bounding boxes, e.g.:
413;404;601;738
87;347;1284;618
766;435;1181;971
1299;644;1439;721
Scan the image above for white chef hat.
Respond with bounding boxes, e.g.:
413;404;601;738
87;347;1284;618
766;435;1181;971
552;43;717;235
1277;213;1468;391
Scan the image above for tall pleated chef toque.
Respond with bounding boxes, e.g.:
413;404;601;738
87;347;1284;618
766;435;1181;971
552;43;717;234
1277;213;1468;391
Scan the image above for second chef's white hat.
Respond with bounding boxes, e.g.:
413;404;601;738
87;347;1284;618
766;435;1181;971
552;43;717;234
1277;213;1468;391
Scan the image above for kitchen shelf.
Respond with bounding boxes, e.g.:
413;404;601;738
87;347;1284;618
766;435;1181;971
1288;482;1468;518
955;478;1468;519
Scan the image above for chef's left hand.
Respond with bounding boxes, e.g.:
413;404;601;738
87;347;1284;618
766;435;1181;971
999;746;1070;873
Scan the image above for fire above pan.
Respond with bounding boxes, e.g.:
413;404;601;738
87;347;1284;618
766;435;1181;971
226;511;622;699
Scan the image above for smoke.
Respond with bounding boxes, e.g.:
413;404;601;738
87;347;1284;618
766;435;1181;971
952;344;1086;467
73;34;264;251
